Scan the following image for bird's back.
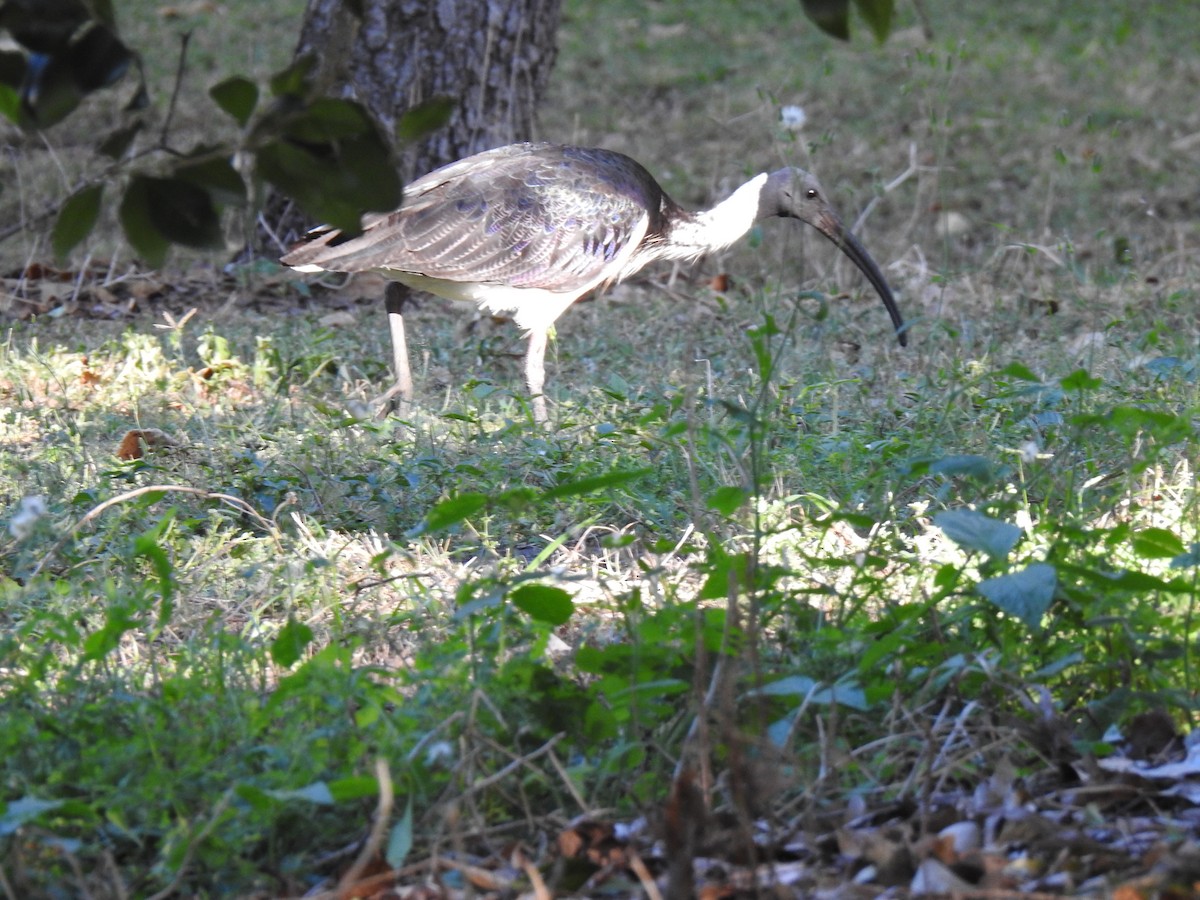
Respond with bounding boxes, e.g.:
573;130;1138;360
281;143;676;296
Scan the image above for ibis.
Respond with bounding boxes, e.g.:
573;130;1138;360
282;142;906;422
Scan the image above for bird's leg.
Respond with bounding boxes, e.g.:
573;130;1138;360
375;282;414;419
524;327;549;424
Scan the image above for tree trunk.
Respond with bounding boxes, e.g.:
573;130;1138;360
262;0;561;248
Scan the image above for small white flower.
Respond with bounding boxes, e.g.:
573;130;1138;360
780;105;807;131
9;496;48;539
1018;441;1043;465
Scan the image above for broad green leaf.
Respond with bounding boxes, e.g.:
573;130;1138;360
542;467;652;500
0;797;65;837
811;682;868;710
1171;544;1200;570
270;618;313;667
929;455;994;479
327;776;379;802
22;56;83;128
977;563;1057;630
510;583;574;625
286;97;376;142
1132;527;1185;560
1060;368;1102;392
853;0;893;42
266;782;334;805
415;493;487;534
97;120;141;158
234;784;274;810
269;55;316;96
210;76;258;125
387;795;414;868
934;509;1022;559
0;81;18;124
143;176;224;249
52;183;103;258
707;485;750;516
697;550;749;600
800;0;850;40
996;362;1040;382
83;604;139;661
118;177;170;267
754;675;818;697
396;96;455;143
257;129;400;233
174;155;246;204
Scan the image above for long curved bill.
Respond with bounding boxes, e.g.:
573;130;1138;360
814;213;907;346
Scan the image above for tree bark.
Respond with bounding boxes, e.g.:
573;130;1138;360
262;0;561;248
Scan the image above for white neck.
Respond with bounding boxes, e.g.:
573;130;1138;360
661;172;769;260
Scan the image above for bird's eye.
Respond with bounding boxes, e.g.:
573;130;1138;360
806;188;819;199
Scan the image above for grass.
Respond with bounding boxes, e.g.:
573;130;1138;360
2;0;1199;895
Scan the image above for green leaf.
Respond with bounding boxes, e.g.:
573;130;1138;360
327;776;379;802
933;509;1022;559
800;0;850;40
996;362;1040;382
509;583;574;625
1171;544;1200;570
413;493;487;535
266;782;334;805
143;175;224;248
52;183;103;258
174;154;246;204
118;177;169;267
0;81;19;124
929;455;994;479
707;485;750;517
1132;527;1185;560
270;618;314;667
396;96;455;143
1060;368;1102;392
754;675;818;697
97;119;142;158
269;55;316;97
257;126;401;233
977;563;1057;630
697;550;750;600
0;797;65;837
542;467;652;500
83;604;139;661
387;795;414;868
852;0;893;42
210;76;258;125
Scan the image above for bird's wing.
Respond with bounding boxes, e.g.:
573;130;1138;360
283;145;663;294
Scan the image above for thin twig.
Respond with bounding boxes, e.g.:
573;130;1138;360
160;32;192;149
459;734;563;800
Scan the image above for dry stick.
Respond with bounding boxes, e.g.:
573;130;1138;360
334;757;395;899
626;850;665;900
458;733;563;801
0;863;19;900
545;745;591;815
159;32;192;151
31;484;277;577
850;142;923;236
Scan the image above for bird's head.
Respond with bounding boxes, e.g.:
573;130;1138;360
763;167;907;346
